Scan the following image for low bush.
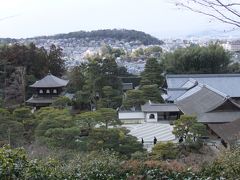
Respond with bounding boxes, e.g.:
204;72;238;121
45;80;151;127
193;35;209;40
151;141;179;160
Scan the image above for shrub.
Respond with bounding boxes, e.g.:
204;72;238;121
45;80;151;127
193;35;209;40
201;147;240;179
152;141;179;160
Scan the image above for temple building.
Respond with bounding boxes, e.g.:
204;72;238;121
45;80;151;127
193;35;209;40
26;73;69;108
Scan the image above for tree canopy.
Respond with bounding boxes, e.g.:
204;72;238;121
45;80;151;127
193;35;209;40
140;58;164;87
162;44;231;74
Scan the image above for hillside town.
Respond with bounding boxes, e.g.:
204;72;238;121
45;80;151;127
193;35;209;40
2;34;239;75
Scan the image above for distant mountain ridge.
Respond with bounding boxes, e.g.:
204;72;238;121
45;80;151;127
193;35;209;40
0;29;163;45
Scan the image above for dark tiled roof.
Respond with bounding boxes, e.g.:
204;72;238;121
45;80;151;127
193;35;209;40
176;85;226;115
199;112;240;123
141;102;180;112
208;119;240;143
30;74;69;88
176;85;240;123
166;74;240;98
26;96;57;104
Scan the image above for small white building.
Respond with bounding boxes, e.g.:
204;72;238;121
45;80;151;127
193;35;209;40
118;111;145;124
118;102;181;124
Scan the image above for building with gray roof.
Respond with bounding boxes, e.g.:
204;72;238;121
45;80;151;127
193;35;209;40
176;83;240;124
208;118;240;147
164;74;240;102
26;73;69;108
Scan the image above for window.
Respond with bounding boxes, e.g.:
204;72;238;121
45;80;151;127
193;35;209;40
149;114;155;119
53;89;57;94
46;89;50;94
39;89;43;94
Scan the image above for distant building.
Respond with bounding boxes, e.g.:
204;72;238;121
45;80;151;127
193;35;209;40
26;73;69;109
222;41;240;52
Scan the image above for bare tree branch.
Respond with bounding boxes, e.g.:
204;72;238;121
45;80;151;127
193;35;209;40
176;0;240;27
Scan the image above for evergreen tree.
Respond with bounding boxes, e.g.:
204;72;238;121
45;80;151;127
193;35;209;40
162;43;231;74
48;44;66;76
141;84;163;103
140;58;163;87
123;90;145;109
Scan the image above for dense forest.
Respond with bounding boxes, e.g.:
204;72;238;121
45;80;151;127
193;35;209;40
0;29;163;45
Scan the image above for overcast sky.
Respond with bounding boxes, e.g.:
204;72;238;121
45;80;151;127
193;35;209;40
0;0;232;39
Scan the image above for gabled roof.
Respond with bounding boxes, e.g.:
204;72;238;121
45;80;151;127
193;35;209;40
181;78;198;89
141;102;180;112
164;88;187;102
208;119;240;143
176;85;227;115
165;74;240;98
176;84;240;123
30;74;69;88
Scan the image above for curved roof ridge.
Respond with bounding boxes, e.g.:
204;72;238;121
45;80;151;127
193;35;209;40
30;74;69;88
202;84;228;98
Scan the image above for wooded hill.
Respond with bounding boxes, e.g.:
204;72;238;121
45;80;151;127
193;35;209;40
0;29;163;45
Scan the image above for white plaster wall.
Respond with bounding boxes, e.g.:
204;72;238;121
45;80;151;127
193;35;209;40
119;112;144;119
118;112;145;124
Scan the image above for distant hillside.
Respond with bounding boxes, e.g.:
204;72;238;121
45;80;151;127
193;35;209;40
30;29;163;45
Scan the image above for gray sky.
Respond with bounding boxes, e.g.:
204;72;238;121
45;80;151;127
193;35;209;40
0;0;231;39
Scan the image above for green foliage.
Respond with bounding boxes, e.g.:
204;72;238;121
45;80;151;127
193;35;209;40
87;128;144;157
0;146;67;179
140;58;164;87
141;84;163;103
44;127;81;149
67;150;124;179
75;111;101;130
173;115;206;146
0;43;65;79
0;108;24;147
1;146;240;179
123;85;163;109
123;89;145;109
0;98;3;108
144;45;162;57
67;64;86;93
84;55;122;109
131;46;162;59
35;107;77;148
52;96;71;109
73;90;91;110
48;44;66;76
0;146;28;179
47;29;163;45
13;107;36;143
162;43;231;74
98;86;122;108
0;43;66;107
201;147;240;179
131;151;148;160
13;107;32;122
152;141;179;160
97;108;120;128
